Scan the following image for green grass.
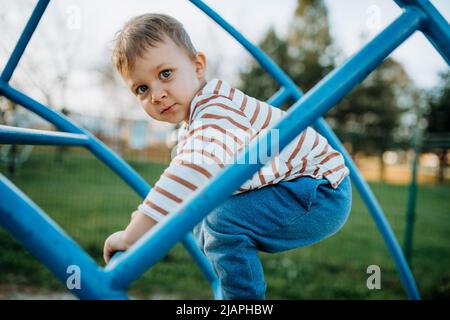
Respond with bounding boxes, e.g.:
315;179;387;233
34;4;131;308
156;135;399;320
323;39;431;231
0;147;449;299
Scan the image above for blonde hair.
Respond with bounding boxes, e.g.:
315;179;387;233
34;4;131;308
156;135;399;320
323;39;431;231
112;13;197;76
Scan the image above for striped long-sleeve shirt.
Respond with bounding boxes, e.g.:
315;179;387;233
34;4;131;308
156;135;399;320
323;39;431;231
138;78;349;222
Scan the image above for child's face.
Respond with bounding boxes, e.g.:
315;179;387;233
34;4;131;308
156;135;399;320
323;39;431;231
123;37;206;124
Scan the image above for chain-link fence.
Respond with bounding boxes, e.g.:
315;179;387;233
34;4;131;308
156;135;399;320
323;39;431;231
0;109;449;299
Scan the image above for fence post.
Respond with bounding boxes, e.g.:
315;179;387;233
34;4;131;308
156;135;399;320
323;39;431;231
403;125;422;266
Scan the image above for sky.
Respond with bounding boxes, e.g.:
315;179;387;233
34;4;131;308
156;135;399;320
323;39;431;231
0;0;449;121
325;0;450;88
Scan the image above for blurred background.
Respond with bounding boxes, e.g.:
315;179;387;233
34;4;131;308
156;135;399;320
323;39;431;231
0;0;449;299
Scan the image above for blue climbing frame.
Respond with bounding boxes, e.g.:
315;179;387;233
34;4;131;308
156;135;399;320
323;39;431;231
0;0;448;300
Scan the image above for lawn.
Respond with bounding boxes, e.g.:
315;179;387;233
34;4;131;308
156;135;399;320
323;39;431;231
0;147;449;299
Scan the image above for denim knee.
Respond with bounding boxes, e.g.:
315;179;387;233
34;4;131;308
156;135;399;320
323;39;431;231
199;206;266;299
201;205;251;253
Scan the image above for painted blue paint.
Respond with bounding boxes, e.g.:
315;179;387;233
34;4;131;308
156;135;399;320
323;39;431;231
0;125;89;146
0;174;127;299
395;0;450;65
0;0;220;300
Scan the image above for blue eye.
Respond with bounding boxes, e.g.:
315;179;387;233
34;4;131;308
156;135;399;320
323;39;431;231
136;85;148;95
160;70;172;80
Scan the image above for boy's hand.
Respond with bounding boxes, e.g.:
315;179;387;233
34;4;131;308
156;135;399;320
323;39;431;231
103;230;130;264
103;211;158;264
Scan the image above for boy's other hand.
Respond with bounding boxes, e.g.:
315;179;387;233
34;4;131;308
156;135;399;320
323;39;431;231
103;230;130;264
103;210;158;264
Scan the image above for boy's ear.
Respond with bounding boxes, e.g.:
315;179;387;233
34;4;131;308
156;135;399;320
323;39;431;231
194;52;207;79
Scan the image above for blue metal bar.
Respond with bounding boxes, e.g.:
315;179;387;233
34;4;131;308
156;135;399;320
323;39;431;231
266;87;290;108
189;0;300;97
395;0;450;65
0;174;127;299
0;80;220;298
0;125;89;146
106;235;223;297
104;9;425;298
0;1;442;300
0;0;220;297
0;79;148;196
106;238;224;299
191;0;423;300
315;120;422;299
0;0;50;83
180;234;223;299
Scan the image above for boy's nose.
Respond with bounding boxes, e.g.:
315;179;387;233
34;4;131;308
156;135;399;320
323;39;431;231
151;89;167;104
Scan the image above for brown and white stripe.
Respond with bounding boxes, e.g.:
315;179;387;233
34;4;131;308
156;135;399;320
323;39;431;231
138;79;349;221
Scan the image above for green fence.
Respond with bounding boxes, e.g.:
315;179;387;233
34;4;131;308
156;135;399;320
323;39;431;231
0;145;448;299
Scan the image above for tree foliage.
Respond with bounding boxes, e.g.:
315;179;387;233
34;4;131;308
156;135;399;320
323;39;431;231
239;0;418;163
424;71;450;183
239;0;336;107
329;58;418;156
426;71;450;134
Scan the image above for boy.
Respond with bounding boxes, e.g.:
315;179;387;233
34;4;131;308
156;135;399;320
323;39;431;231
103;13;352;300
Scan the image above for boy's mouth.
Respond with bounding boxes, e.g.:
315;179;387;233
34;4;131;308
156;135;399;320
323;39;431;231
161;104;176;114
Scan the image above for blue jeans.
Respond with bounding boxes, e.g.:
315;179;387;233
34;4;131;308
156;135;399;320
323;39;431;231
193;175;352;300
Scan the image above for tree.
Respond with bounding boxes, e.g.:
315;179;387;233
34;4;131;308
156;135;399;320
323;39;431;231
239;0;417;181
239;0;337;108
426;71;450;133
239;27;291;103
329;58;415;153
286;0;336;91
328;57;419;180
425;71;450;183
